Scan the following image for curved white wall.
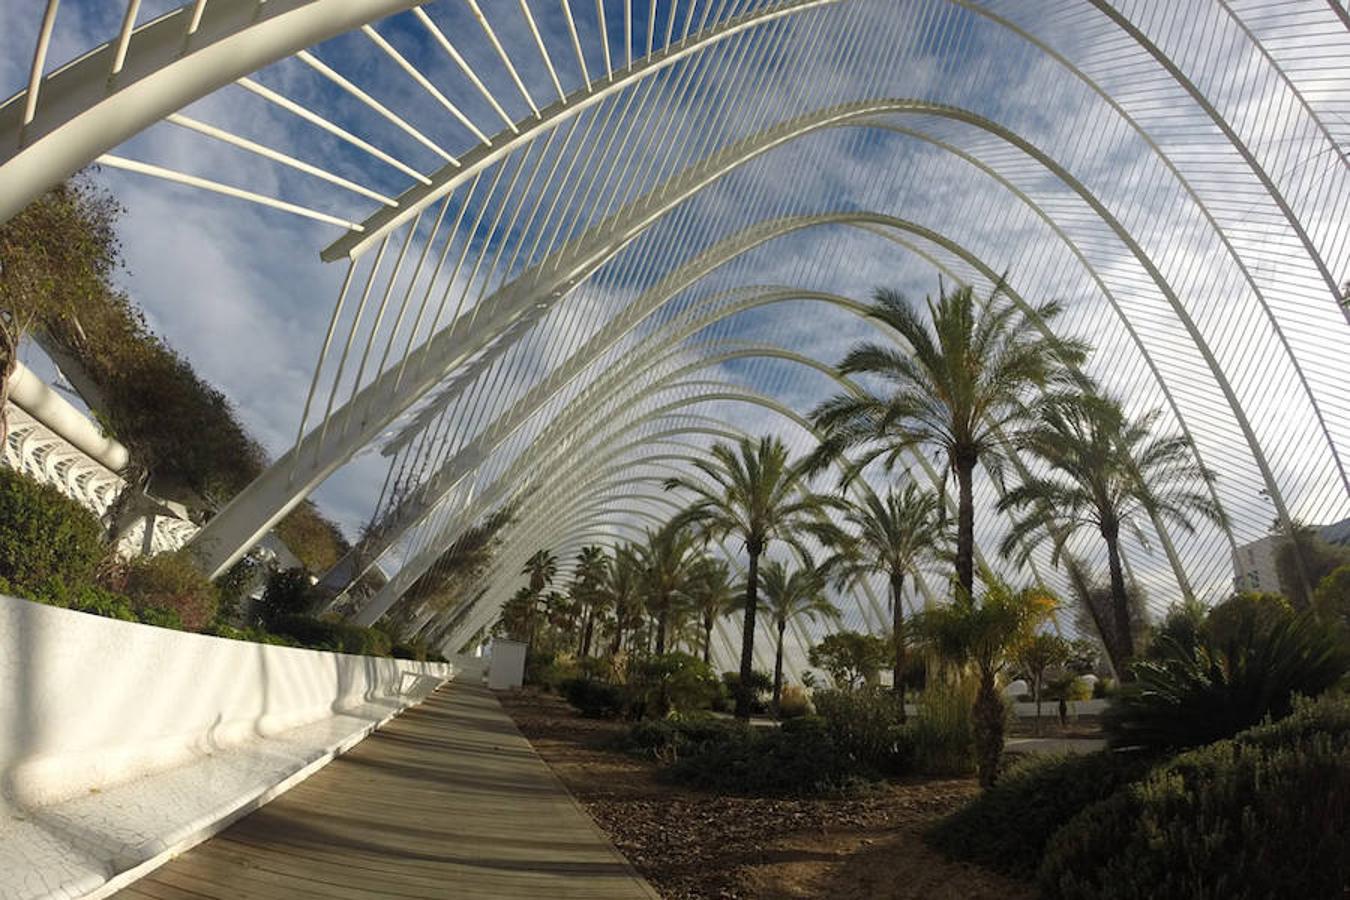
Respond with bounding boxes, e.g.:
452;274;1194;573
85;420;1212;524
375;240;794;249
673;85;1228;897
0;594;451;807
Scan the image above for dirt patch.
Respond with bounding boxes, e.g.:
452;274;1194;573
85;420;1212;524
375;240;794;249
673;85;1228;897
499;690;1033;900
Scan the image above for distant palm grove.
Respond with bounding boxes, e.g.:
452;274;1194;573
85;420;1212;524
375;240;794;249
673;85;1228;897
495;281;1350;805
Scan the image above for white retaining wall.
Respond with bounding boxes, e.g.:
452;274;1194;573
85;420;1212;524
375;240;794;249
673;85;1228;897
0;595;453;899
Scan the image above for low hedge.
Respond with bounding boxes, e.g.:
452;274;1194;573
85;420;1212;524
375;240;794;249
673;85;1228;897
560;676;626;718
1039;694;1350;899
926;749;1158;880
614;717;753;761
813;688;913;775
667;717;871;797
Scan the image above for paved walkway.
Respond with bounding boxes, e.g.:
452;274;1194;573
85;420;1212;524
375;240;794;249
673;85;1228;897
115;684;658;900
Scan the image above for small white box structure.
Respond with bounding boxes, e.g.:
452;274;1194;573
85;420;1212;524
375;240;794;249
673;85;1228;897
487;639;527;691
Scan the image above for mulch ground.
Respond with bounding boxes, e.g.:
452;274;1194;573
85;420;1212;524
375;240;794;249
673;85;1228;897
498;689;1034;900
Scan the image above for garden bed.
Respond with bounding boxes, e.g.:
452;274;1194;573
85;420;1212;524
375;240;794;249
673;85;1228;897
499;689;1032;899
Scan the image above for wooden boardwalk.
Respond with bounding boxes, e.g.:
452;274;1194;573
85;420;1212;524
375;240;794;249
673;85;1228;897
115;684;658;900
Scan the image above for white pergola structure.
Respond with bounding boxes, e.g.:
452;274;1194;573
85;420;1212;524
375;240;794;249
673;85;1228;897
3;0;1347;672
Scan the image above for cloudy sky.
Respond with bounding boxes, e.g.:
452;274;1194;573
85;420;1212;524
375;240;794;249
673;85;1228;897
3;0;1347;661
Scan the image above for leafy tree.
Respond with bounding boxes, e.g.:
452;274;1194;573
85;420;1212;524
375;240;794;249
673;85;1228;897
257;567;316;629
1313;563;1350;630
755;559;839;714
808;631;891;690
685;555;737;664
828;480;944;717
998;393;1222;672
1016;632;1071;734
1272;521;1350;610
664;436;842;719
634;523;699;654
810;281;1085;605
917;579;1057;787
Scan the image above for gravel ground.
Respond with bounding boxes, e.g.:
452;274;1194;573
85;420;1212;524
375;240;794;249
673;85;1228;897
498;690;1034;900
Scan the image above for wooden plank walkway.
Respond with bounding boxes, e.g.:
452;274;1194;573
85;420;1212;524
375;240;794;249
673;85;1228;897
115;683;658;900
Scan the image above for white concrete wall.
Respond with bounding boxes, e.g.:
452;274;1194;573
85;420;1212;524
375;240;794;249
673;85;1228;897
0;594;452;807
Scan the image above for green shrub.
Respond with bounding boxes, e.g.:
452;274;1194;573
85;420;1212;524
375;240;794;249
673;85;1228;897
813;688;913;775
121;551;219;630
560;677;626;718
910;676;978;775
268;615;392;656
777;684;813;719
390;640;428;661
524;648;559;687
256;567;316;629
668;722;868;797
1107;608;1348;750
627;653;719;718
615;717;752;761
1040;694;1350;900
0;466;105;594
64;582;137;621
719;669;773;714
927;750;1158;879
205;622;299;646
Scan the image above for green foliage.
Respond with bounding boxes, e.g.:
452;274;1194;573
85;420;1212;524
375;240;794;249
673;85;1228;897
808;631;891;689
0;465;105;595
812;688;913;775
1272;522;1350;609
667;720;868;797
615;717;752;762
717;669;772;714
909;676;978;776
119;551;219;630
256;567;316;629
1312;563;1350;628
205;622;299;647
390;640;428;661
560;677;626;718
927;750;1157;880
1107;598;1349;750
1040;694;1350;900
268;615;393;656
626;652;719;719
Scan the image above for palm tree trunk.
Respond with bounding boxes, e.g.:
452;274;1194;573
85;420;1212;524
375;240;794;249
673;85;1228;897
772;619;786;717
1103;525;1136;672
736;547;761;720
703;617;713;664
580;607;595;658
609;611;624;657
972;670;1005;789
890;570;908;723
955;450;977;601
655;606;668;655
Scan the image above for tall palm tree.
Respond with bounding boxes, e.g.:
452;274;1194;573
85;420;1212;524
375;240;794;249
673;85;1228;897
756;559;840;714
810;282;1086;604
635;523;700;654
917;578;1057;787
685;555;737;664
829;480;946;717
604;545;645;656
997;393;1223;671
665;435;843;719
522;549;558;596
569;545;610;657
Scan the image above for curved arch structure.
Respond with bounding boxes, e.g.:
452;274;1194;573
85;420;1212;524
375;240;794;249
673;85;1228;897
2;0;1345;663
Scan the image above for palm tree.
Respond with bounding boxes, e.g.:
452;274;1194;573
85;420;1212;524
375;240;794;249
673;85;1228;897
603;545;644;656
917;578;1057;787
810;282;1086;604
570;545;610;657
997;393;1223;671
664;435;843;719
635;523;700;654
685;555;737;664
522;549;558;595
829;480;945;718
756;559;840;714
